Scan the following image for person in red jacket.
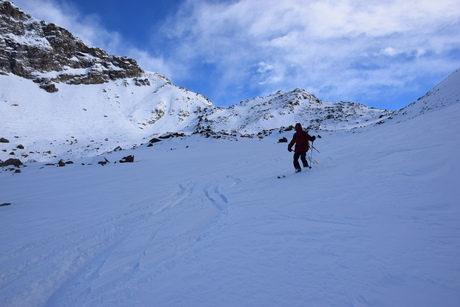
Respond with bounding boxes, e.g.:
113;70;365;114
288;123;315;172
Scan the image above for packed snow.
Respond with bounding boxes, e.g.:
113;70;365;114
1;92;459;306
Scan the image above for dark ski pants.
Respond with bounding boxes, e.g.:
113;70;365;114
293;151;308;170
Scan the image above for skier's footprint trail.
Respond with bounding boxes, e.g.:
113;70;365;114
203;174;241;212
47;177;240;306
46;182;197;306
169;182;195;208
202;174;243;229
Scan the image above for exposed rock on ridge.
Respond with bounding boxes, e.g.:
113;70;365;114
197;88;393;133
0;0;143;91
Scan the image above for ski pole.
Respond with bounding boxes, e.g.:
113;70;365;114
309;141;319;165
311;144;320;153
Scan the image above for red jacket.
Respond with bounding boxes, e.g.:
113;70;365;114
289;130;313;152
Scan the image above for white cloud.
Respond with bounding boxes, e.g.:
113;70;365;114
128;49;175;78
162;0;460;107
379;48;399;57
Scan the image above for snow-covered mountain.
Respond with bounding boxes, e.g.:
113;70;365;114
392;68;460;121
1;0;396;163
200;88;392;134
1;0;459;165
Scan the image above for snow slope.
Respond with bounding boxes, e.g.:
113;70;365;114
0;72;213;161
0;71;392;164
393;68;460;120
1;92;459;306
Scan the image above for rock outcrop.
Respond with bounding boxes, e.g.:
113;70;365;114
0;0;143;91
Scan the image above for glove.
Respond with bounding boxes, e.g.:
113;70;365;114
288;145;293;152
311;135;316;142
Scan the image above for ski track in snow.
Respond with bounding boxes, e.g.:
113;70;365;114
37;176;239;306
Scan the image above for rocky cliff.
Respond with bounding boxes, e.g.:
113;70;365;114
0;0;143;92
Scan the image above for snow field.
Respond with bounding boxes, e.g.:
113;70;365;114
1;101;460;306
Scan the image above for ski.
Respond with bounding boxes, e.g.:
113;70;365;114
277;168;310;178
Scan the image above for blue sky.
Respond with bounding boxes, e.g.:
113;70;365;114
12;0;460;110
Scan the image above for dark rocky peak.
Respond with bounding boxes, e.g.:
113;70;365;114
0;0;143;92
0;0;28;23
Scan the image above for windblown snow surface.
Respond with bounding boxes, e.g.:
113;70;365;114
1;82;460;306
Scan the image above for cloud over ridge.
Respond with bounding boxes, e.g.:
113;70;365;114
10;0;460;109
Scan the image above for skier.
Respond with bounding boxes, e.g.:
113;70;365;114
288;123;315;172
